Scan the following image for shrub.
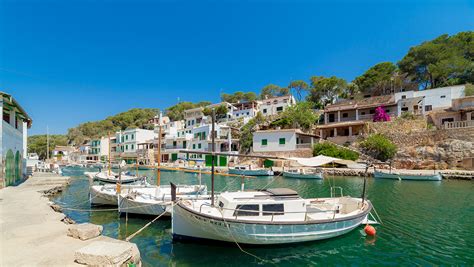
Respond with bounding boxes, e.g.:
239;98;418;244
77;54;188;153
373;106;391;122
465;83;474;96
359;134;397;162
313;142;359;161
400;112;416;120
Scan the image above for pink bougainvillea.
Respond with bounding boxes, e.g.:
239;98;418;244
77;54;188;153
373;106;391;122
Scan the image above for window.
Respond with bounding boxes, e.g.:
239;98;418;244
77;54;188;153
401;95;406;99
173;141;177;147
218;201;224;208
276;106;283;112
401;107;409;111
261;139;268;146
198;143;202;149
125;145;129;150
369;109;375;114
266;101;271;105
131;144;134;150
247;112;249;115
131;134;134;140
342;113;348;118
361;112;366;115
279;138;285;145
263;109;267;113
193;144;196;149
273;100;278;104
121;136;124;142
425;105;432;112
3;109;10;123
233;204;259;216
385;109;390;113
262;204;284;216
183;141;187;148
126;135;129;140
440;95;446;99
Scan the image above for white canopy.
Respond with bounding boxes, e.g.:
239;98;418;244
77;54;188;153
285;155;365;169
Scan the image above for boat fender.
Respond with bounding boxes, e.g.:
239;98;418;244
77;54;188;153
364;225;376;236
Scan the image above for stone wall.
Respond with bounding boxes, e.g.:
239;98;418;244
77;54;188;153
363;119;474;170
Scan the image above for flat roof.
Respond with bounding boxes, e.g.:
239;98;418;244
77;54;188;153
255;128;319;138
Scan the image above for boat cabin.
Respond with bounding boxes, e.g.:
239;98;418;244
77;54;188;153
216;188;307;221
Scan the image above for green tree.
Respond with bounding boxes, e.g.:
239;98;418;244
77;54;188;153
270;102;317;130
28;135;68;160
353;62;398;96
288;80;308;101
221;91;257;103
398;32;474;89
239;112;265;153
465;83;474;96
260;84;289;99
166;101;210;121
202;104;228;119
359;134;397;162
307;76;347;107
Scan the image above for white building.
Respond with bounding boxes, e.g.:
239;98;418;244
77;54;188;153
1;92;32;186
252;129;319;153
232;101;260;123
52;146;76;164
258;95;296;116
395;85;465;114
117;128;155;164
88;137;110;162
183;102;236;129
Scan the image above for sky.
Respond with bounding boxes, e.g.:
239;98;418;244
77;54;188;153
1;0;473;135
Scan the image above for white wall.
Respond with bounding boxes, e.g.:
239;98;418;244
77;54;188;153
395;85;465;110
253;131;296;152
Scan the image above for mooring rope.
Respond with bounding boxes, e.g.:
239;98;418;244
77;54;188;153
125;202;177;242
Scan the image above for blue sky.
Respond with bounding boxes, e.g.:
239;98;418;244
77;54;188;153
1;0;473;135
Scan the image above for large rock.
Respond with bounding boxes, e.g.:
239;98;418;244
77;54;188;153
74;240;140;266
67;223;103;240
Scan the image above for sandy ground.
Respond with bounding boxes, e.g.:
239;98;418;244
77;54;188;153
0;173;100;266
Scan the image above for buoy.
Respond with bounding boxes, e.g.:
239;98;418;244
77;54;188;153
364;225;376;236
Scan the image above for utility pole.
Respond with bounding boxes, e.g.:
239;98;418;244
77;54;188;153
211;108;215;206
157;112;162;186
46;125;49;162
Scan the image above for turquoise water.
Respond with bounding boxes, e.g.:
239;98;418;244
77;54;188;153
56;167;474;266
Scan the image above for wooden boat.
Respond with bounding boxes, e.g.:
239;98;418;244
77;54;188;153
172;188;372;245
228;166;274;176
283;169;323;179
374;170;442;181
93;171;146;184
90;182;149;206
118;185;208;216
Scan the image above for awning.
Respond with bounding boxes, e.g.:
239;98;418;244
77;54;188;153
283;155;366;168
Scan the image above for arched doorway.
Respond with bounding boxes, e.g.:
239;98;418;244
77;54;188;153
5;150;14;186
15;151;22;183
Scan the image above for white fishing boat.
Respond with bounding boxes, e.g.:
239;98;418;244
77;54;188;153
93;171;146;184
90;182;149;206
374;170;442;181
228;166;274;176
118;185;208;216
172;188;373;245
283;168;323;179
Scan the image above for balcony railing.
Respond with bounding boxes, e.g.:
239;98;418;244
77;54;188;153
296;143;313;149
444;120;474;129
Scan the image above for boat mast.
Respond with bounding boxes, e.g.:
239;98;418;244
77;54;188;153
46;125;49;162
211;108;215;206
108;132;111;176
157;112;162;186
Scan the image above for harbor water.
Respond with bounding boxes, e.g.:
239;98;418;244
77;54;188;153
56;167;474;266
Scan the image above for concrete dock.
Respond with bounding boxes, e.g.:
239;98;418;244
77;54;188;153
0;172;140;266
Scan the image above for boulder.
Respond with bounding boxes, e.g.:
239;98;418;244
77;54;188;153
74;240;140;266
67;223;102;240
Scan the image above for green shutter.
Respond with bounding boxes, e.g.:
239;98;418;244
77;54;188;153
219;156;227;166
262;139;268;145
279;138;285;145
171;153;178;161
264;159;274;168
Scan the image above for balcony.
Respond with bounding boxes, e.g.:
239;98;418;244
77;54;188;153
444;120;474;129
296;143;313;149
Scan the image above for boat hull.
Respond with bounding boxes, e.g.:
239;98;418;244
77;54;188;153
228;168;274;176
374;171;442;181
172;202;369;245
118;195;169;216
90;186;118;206
283;171;323;179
